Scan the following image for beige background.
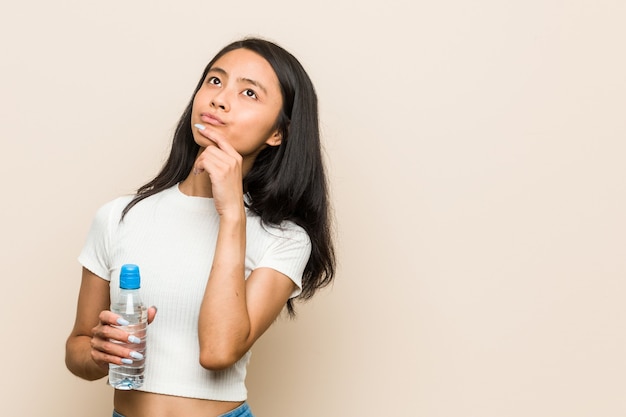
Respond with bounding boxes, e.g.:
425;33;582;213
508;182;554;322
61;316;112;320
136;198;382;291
1;0;625;416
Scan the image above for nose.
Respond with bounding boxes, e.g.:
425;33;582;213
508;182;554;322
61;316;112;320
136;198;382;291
210;89;230;111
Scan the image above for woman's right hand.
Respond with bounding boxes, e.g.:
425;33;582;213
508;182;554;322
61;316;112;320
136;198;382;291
89;307;157;371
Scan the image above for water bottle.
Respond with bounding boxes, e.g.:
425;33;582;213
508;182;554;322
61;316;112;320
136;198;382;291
109;264;147;390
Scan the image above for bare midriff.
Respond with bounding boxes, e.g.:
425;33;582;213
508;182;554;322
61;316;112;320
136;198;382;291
114;390;244;417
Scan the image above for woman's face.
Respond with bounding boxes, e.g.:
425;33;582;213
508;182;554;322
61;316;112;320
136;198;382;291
191;48;284;162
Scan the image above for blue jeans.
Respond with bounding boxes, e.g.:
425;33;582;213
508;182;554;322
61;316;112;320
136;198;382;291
113;402;254;417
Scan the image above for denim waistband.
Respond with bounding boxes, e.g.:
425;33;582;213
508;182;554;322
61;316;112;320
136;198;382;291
218;402;253;417
113;401;253;417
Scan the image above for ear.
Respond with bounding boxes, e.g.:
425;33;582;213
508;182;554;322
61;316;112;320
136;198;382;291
265;129;282;147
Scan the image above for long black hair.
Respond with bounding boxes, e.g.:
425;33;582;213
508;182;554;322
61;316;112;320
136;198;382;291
122;38;335;315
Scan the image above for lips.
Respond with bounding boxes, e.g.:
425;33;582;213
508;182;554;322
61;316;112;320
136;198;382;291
200;112;225;126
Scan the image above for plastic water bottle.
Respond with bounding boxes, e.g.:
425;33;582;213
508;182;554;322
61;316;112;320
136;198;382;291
109;264;147;390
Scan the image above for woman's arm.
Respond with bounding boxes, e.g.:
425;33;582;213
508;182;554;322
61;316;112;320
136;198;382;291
197;213;296;370
192;129;296;371
65;268;112;380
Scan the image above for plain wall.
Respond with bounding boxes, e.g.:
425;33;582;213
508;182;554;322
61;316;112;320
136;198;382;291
1;1;625;416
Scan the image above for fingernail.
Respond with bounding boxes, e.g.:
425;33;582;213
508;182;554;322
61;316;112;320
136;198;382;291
121;358;133;365
194;123;206;131
130;351;144;360
128;335;141;344
116;318;130;326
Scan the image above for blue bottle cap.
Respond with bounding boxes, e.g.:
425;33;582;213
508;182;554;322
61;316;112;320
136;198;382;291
119;264;141;289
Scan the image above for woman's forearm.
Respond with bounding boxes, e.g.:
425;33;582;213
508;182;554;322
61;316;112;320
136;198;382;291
198;211;250;370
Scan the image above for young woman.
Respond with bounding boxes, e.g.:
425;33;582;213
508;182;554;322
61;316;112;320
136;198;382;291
65;37;335;417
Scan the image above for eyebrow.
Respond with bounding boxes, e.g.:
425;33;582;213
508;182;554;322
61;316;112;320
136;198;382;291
208;67;268;95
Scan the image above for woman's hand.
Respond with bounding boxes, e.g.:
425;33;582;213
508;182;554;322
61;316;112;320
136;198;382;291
193;125;245;218
89;307;157;371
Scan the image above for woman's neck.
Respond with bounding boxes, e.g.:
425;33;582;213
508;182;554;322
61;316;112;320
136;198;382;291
179;170;213;198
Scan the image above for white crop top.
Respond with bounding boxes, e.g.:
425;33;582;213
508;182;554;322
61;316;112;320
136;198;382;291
78;184;311;401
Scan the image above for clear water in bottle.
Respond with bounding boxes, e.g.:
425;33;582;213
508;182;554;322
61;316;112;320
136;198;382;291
109;297;147;389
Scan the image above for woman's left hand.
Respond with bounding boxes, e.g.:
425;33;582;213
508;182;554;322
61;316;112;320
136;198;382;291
193;127;245;218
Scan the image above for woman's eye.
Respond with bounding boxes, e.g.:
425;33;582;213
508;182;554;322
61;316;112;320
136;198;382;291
207;76;221;86
242;89;257;99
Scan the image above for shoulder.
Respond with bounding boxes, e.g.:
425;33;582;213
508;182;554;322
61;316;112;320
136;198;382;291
96;186;178;222
93;194;134;222
246;213;310;248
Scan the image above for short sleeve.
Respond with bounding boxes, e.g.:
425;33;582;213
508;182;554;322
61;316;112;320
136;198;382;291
256;223;311;299
78;198;127;281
